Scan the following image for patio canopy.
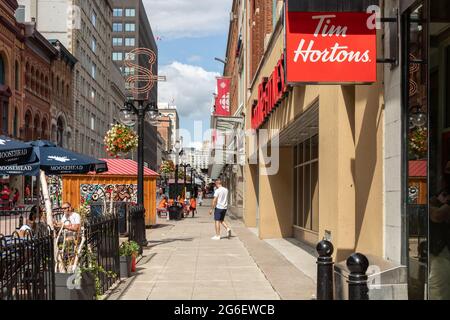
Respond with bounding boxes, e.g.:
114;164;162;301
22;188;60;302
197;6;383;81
0;135;35;166
89;158;159;177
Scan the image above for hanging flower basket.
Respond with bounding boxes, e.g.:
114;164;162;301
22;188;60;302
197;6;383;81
104;124;139;157
409;127;427;159
159;160;175;175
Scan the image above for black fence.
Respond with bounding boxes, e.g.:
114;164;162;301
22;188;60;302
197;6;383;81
83;213;120;296
90;202;133;236
0;228;55;300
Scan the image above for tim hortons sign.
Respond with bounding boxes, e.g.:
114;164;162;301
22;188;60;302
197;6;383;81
285;11;377;83
251;56;288;130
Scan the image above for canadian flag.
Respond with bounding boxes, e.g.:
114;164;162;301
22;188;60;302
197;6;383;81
215;77;231;116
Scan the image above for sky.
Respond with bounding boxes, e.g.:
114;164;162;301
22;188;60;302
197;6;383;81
143;0;232;148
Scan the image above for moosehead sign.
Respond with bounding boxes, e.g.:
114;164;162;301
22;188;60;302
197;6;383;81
285;11;377;83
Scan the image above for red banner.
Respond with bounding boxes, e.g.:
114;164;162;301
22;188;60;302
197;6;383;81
286;12;377;83
215;77;231;116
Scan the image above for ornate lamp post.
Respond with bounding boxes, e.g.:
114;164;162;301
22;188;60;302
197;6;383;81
120;47;164;248
172;138;183;199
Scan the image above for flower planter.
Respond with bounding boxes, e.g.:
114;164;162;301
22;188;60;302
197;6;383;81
120;256;132;278
55;272;95;300
131;255;137;272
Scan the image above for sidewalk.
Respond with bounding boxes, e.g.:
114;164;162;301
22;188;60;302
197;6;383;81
107;200;315;300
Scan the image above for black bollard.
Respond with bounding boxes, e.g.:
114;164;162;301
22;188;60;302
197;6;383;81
316;240;334;300
346;253;370;300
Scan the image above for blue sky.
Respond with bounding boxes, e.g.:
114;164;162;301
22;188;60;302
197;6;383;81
143;0;232;148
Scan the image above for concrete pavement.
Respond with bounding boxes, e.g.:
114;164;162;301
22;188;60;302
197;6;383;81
106;200;315;300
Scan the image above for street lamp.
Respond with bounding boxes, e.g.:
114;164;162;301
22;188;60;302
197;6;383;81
173;137;183;199
119;101;160;248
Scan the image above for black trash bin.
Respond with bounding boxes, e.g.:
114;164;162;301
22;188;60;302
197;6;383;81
168;205;179;220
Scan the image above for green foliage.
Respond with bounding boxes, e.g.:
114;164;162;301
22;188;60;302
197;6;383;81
80;248;117;300
119;240;140;257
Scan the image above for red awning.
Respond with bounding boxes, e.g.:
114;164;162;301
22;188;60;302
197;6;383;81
409;160;427;178
88;159;159;177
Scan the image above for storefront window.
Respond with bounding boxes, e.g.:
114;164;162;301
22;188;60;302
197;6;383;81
404;0;450;300
294;135;319;232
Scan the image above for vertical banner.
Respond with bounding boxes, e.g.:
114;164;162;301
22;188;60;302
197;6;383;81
214;77;231;116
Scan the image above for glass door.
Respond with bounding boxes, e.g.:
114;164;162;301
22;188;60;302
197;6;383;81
404;0;429;300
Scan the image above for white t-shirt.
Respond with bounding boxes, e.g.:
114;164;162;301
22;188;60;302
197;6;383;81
63;212;81;226
214;186;228;210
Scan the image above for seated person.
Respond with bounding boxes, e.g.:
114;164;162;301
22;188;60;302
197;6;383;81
18;205;38;238
157;195;168;217
54;202;81;239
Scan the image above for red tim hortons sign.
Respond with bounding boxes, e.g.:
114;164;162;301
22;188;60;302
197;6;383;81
285;11;377;83
251;56;288;130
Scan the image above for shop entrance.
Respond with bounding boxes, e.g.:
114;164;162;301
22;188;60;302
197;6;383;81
404;0;450;300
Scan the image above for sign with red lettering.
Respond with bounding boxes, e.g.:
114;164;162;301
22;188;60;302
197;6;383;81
251;56;288;129
285;11;377;83
215;77;231;116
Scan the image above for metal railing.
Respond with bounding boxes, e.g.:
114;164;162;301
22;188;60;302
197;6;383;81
0;228;55;300
83;213;120;296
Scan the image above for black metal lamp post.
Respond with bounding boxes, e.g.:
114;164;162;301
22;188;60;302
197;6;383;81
191;168;195;198
180;163;191;199
120;101;159;248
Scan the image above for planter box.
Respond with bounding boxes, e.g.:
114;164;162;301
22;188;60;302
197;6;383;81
120;256;132;278
55;272;96;300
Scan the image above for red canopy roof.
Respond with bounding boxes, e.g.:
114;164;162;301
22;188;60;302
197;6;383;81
409;160;427;178
89;159;159;177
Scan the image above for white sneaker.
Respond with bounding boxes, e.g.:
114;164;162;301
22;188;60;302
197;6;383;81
211;235;221;240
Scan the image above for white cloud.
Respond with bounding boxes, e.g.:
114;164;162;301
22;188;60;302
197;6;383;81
187;55;202;63
143;0;232;39
158;61;219;120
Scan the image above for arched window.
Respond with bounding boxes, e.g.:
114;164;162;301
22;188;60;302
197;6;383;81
45;76;49;98
57;117;65;147
33;114;40;140
41;118;48;140
56;76;60;95
24;110;32;140
15;61;19;89
13;107;18;138
0;56;5;85
31;66;35;91
25;63;30;88
40;73;44;96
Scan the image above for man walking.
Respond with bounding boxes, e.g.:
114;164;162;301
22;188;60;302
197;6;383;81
209;179;231;240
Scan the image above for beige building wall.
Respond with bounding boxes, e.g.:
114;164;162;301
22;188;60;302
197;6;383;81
244;15;385;261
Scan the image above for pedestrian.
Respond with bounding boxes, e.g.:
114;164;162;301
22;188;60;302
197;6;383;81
209;179;231;240
198;189;203;206
189;196;197;217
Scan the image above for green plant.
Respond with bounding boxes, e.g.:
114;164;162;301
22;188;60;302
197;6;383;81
80;248;117;300
129;241;140;256
119;241;140;257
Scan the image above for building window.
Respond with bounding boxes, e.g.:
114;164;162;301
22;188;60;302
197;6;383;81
91;12;97;27
113;8;123;17
125;9;136;17
125;23;135;32
91;64;96;79
112;52;123;61
91;38;96;53
125;37;135;46
294;135;319;232
113;23;123;32
113;37;123;46
15;61;19;89
0;56;5;85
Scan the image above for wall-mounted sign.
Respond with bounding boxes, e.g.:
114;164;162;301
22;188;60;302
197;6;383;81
252;56;288;129
215;77;231;116
285;11;377;83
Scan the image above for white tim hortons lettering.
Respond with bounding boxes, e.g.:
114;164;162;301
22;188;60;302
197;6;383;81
293;40;371;64
312;14;347;38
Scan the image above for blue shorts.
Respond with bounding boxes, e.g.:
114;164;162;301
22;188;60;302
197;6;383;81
214;208;227;221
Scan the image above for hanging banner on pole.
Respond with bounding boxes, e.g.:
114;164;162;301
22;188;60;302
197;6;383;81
214;77;231;116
